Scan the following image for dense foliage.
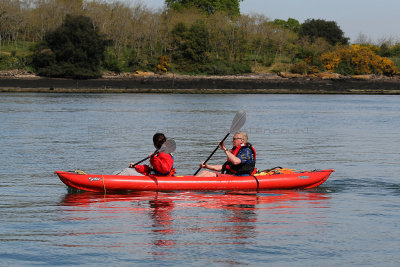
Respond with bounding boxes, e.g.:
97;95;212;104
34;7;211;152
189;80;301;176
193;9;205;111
0;0;399;77
31;14;107;78
272;18;301;33
321;45;397;76
170;20;251;74
299;19;349;46
166;0;243;16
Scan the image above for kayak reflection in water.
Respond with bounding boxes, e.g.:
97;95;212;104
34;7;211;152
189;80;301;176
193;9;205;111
118;133;175;176
197;132;256;177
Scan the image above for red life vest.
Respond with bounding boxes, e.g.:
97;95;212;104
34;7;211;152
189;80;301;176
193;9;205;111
150;153;175;176
222;143;256;175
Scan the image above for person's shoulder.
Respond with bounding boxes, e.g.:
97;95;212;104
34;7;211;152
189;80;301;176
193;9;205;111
246;142;255;148
239;146;252;154
158;152;173;158
246;143;255;151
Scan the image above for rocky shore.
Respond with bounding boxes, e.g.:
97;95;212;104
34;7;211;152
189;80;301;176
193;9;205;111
1;70;400;94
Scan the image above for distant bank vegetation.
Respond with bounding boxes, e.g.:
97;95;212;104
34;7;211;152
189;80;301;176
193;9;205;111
0;0;399;78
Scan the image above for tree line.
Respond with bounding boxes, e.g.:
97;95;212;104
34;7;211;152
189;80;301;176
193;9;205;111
0;0;399;78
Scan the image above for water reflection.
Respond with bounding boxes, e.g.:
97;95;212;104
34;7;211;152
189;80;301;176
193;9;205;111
59;190;330;252
149;195;175;248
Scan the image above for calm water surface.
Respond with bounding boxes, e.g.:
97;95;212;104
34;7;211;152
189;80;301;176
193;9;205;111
1;93;399;266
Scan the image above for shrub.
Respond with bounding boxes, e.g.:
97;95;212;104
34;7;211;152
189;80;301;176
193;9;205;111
0;54;28;70
31;15;107;79
290;61;308;75
390;43;400;56
103;53;122;73
270;63;290;73
154;56;170;73
320;45;397;76
290;60;320;75
390;56;400;70
173;60;251;75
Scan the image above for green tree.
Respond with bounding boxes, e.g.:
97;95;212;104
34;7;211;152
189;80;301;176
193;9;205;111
31;14;107;78
165;0;243;16
272;18;300;33
390;43;400;56
299;19;349;46
171;21;209;68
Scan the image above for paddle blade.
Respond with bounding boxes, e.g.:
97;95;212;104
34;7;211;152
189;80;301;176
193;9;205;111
159;138;176;154
229;110;246;133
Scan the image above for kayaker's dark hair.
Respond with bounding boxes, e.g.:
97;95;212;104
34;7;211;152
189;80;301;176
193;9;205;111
153;133;166;149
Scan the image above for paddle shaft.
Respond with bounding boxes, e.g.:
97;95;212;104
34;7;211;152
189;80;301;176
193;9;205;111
193;132;230;175
131;150;159;168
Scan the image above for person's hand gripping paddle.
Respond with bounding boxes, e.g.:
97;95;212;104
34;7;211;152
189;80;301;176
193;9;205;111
193;110;246;175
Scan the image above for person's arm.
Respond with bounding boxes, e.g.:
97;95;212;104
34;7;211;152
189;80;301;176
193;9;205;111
223;148;242;165
200;162;223;171
219;141;242;165
130;164;150;175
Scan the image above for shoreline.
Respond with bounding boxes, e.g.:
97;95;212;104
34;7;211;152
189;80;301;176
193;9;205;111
1;72;400;94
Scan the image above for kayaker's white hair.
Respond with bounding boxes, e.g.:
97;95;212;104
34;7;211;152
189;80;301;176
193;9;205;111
236;132;248;143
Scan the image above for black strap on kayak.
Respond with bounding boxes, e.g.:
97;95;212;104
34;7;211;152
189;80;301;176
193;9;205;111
252;175;259;193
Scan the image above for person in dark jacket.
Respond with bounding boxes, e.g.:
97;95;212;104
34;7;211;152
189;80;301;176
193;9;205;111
197;132;256;177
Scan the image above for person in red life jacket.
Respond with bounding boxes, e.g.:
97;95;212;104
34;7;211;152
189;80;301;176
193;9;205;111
197;131;256;177
130;133;175;176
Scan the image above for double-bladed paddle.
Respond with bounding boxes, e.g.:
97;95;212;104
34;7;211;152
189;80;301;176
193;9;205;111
193;110;246;175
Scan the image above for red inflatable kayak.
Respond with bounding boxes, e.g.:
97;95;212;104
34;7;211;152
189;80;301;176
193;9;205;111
55;168;334;192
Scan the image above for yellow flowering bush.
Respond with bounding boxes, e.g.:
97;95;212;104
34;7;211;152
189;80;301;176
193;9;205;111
154;56;170;73
320;45;397;76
